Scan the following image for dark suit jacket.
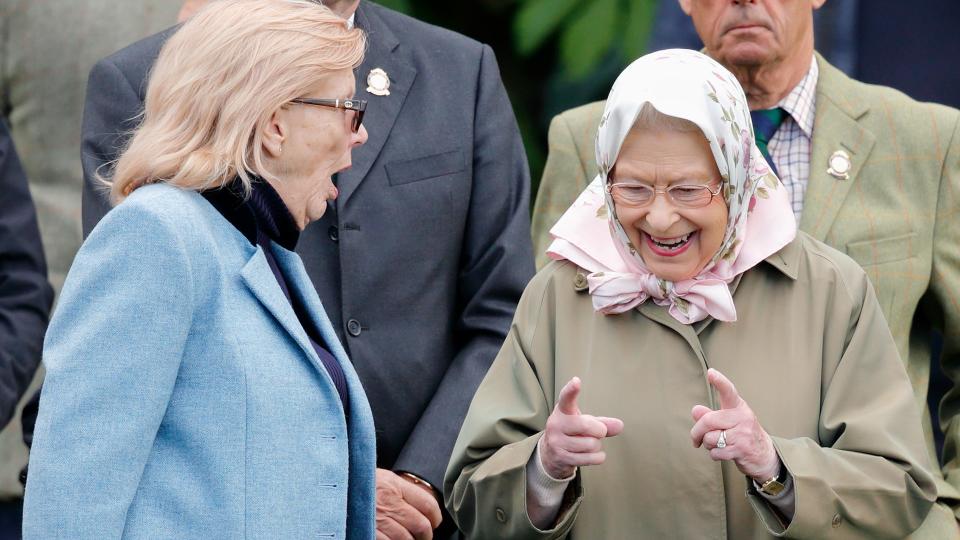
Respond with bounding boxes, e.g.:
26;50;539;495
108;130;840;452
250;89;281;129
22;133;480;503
0;119;52;429
79;1;534;491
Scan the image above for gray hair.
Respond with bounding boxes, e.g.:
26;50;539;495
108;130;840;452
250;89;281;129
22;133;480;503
632;103;701;133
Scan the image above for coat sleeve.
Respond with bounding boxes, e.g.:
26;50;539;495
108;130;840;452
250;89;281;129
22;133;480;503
748;270;937;538
445;266;584;540
0;119;53;428
22;201;194;538
530;113;591;270
931;112;960;519
392;43;535;489
80;56;144;237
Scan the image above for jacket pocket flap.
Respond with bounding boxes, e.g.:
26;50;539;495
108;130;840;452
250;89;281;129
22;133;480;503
386;149;464;186
846;232;918;266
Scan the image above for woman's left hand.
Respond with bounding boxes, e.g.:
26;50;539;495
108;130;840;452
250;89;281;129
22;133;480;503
690;368;781;482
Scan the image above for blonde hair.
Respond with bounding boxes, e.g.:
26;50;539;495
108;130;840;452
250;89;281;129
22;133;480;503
107;0;365;204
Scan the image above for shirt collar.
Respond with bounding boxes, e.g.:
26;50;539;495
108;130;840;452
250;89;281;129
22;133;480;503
347;13;355;29
777;56;818;138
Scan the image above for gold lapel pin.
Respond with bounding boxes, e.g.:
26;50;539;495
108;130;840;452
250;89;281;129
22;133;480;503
827;149;851;180
366;68;390;96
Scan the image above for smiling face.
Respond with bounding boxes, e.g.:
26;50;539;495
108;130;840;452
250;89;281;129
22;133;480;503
611;126;728;282
268;68;368;229
678;0;822;69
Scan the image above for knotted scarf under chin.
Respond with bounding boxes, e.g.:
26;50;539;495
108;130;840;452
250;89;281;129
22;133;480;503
586;270;737;324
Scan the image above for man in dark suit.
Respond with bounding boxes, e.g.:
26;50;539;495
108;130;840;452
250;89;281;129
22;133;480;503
80;0;533;537
0;119;52;537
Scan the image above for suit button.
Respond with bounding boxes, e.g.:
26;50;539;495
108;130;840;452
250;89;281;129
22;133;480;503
347;319;362;337
328;225;339;242
495;508;506;523
831;514;842;528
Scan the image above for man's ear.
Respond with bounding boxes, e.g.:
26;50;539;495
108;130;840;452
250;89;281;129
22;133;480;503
262;109;286;158
678;0;693;16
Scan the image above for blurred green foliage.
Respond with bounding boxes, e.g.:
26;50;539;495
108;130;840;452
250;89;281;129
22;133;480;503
514;0;654;79
370;0;657;196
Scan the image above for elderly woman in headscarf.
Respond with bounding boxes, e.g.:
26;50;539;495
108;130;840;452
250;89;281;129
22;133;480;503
444;50;936;539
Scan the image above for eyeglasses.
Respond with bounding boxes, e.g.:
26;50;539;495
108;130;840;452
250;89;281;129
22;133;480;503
606;181;723;208
290;97;367;133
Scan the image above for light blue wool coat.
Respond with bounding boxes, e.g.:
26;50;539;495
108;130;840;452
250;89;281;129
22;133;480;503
23;184;376;539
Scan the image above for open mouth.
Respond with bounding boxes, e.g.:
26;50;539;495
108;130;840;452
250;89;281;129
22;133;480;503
645;231;696;257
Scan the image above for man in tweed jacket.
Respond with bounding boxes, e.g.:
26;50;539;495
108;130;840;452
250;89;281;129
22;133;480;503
530;1;960;534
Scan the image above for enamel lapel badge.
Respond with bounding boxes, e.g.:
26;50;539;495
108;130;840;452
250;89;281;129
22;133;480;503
827;149;852;180
366;68;391;96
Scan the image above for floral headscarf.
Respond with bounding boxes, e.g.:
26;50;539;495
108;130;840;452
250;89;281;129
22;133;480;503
547;49;797;324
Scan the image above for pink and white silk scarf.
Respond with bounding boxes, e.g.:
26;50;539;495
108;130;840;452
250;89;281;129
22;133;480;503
547;49;797;324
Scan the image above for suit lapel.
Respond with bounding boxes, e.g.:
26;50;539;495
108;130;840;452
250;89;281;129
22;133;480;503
799;55;877;241
336;2;417;206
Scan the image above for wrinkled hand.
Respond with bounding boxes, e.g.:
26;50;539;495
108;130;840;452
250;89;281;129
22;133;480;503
540;377;625;480
178;0;210;22
690;368;781;482
375;468;441;540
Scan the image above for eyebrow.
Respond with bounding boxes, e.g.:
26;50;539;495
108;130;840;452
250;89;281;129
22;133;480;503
612;168;717;183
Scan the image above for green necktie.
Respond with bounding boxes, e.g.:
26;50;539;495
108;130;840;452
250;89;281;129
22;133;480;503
750;108;787;177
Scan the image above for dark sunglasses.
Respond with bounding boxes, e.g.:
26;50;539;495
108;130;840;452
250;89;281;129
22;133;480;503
290;97;367;133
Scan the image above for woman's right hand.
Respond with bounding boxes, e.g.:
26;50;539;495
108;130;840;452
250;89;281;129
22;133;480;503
539;377;625;479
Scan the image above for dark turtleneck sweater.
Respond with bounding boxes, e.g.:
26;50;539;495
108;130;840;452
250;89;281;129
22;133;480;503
203;180;350;417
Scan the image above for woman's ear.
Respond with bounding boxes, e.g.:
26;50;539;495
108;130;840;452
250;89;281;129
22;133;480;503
262;108;287;159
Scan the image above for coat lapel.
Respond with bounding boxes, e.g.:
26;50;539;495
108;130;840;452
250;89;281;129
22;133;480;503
269;246;378;522
799;55;877;241
637;304;719;410
269;247;350;370
336;2;417;206
241;245;377;528
269;247;377;428
239;247;331;378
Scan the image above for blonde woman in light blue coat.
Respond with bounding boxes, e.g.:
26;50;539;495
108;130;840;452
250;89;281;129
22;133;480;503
23;1;376;538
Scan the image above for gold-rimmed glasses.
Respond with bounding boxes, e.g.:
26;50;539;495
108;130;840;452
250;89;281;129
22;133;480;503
606;181;723;208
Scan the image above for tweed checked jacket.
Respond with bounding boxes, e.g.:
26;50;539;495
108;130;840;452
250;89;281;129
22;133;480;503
530;54;960;518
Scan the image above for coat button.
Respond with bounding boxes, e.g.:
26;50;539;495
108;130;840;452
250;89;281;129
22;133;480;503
573;272;588;291
347;319;362;337
495;508;506;523
328;225;339;242
831;514;842;528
